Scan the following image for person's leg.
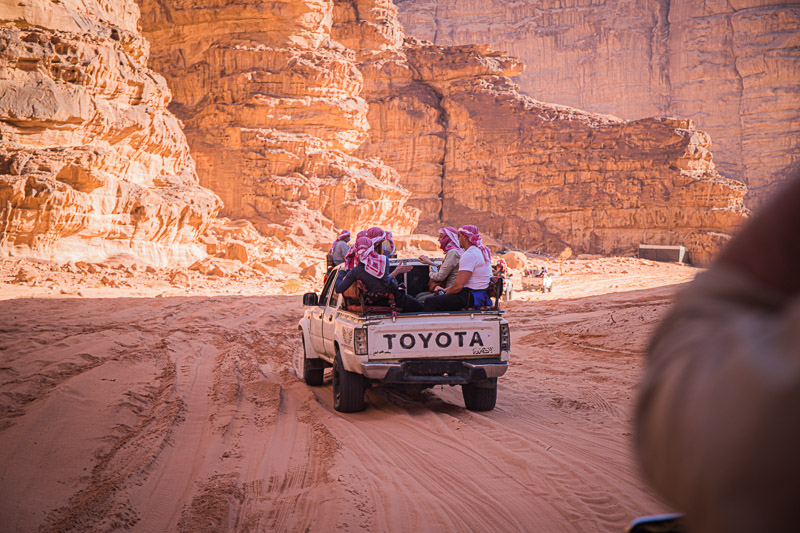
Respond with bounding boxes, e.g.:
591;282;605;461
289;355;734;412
415;291;434;303
422;290;470;312
397;293;423;312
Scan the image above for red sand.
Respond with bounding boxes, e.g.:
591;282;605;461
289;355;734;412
0;256;694;531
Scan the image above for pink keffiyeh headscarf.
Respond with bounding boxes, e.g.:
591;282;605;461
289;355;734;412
330;230;351;254
344;230;368;269
366;226;395;255
438;226;462;253
354;236;387;278
458;224;491;264
495;258;507;272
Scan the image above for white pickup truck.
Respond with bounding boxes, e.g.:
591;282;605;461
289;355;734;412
298;259;511;412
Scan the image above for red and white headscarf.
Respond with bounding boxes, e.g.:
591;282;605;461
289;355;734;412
366;226;395;255
495;258;507;272
438;226;462;253
458;224;491;264
330;230;351;254
354;236;387;278
344;230;368;269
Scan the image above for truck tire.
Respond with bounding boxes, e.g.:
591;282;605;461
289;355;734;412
462;378;497;411
302;337;324;386
333;351;366;413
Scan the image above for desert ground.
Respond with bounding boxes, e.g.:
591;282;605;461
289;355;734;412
0;254;696;532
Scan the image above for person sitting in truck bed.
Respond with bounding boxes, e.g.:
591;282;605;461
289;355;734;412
422;225;493;312
366;226;396;256
335;235;422;312
329;230;351;266
416;226;463;302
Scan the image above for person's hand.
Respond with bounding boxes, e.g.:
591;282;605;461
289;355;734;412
418;255;431;265
390;264;413;277
434;285;444;293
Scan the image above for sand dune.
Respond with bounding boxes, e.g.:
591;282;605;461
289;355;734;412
0;257;694;531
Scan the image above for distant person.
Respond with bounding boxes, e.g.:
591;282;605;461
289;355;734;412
423;225;493;312
493;258;513;301
636;172;800;533
330;230;351;266
417;226;463;302
334;236;420;312
343;229;369;270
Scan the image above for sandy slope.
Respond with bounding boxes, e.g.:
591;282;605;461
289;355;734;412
0;257;695;532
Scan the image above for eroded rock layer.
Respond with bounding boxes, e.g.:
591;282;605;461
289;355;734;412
396;0;800;210
0;1;221;266
354;38;749;264
138;0;419;244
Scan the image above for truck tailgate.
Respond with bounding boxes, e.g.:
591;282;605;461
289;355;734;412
366;314;501;360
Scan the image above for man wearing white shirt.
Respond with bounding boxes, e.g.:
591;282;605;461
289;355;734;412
423;225;493;312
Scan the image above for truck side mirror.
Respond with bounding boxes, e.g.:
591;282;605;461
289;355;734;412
302;292;318;306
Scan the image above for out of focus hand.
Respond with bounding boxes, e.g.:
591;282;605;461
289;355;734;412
418;255;432;265
390;264;413;276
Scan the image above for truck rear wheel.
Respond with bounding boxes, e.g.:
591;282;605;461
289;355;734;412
302;337;324;386
333;352;366;413
462;378;497;411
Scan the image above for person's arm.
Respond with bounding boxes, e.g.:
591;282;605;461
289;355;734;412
429;251;459;283
334;267;357;294
438;270;470;294
390;264;413;278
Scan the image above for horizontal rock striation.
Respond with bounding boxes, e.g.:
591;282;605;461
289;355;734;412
0;1;221;266
138;0;419;245
355;38;749;264
396;0;800;211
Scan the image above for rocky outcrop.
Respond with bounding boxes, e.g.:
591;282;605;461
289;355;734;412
0;1;222;266
133;0;748;264
354;38;749;264
138;0;419;246
396;0;800;211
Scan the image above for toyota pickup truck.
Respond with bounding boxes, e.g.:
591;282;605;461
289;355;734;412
298;259;511;412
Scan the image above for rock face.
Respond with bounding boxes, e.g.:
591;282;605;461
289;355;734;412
133;0;748;264
0;1;222;266
355;37;748;265
396;0;800;211
138;0;420;246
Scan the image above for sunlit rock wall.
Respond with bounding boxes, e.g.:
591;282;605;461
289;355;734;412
139;0;419;244
0;0;221;266
355;37;749;264
396;0;800;211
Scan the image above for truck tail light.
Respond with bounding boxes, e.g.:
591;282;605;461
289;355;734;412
500;323;510;351
354;328;368;355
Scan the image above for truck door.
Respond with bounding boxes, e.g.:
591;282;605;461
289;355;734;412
322;291;341;356
309;271;336;354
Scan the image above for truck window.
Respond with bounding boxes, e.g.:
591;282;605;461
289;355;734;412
318;270;337;306
405;264;432;297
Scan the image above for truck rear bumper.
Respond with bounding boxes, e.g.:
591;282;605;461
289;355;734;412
361;359;508;384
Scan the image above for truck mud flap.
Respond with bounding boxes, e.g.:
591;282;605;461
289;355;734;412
382;359;500;385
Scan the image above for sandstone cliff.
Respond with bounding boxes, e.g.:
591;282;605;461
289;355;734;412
354;36;748;265
138;0;419;245
396;0;800;211
134;0;748;264
0;1;222;266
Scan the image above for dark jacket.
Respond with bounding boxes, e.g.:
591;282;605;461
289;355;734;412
334;259;396;295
